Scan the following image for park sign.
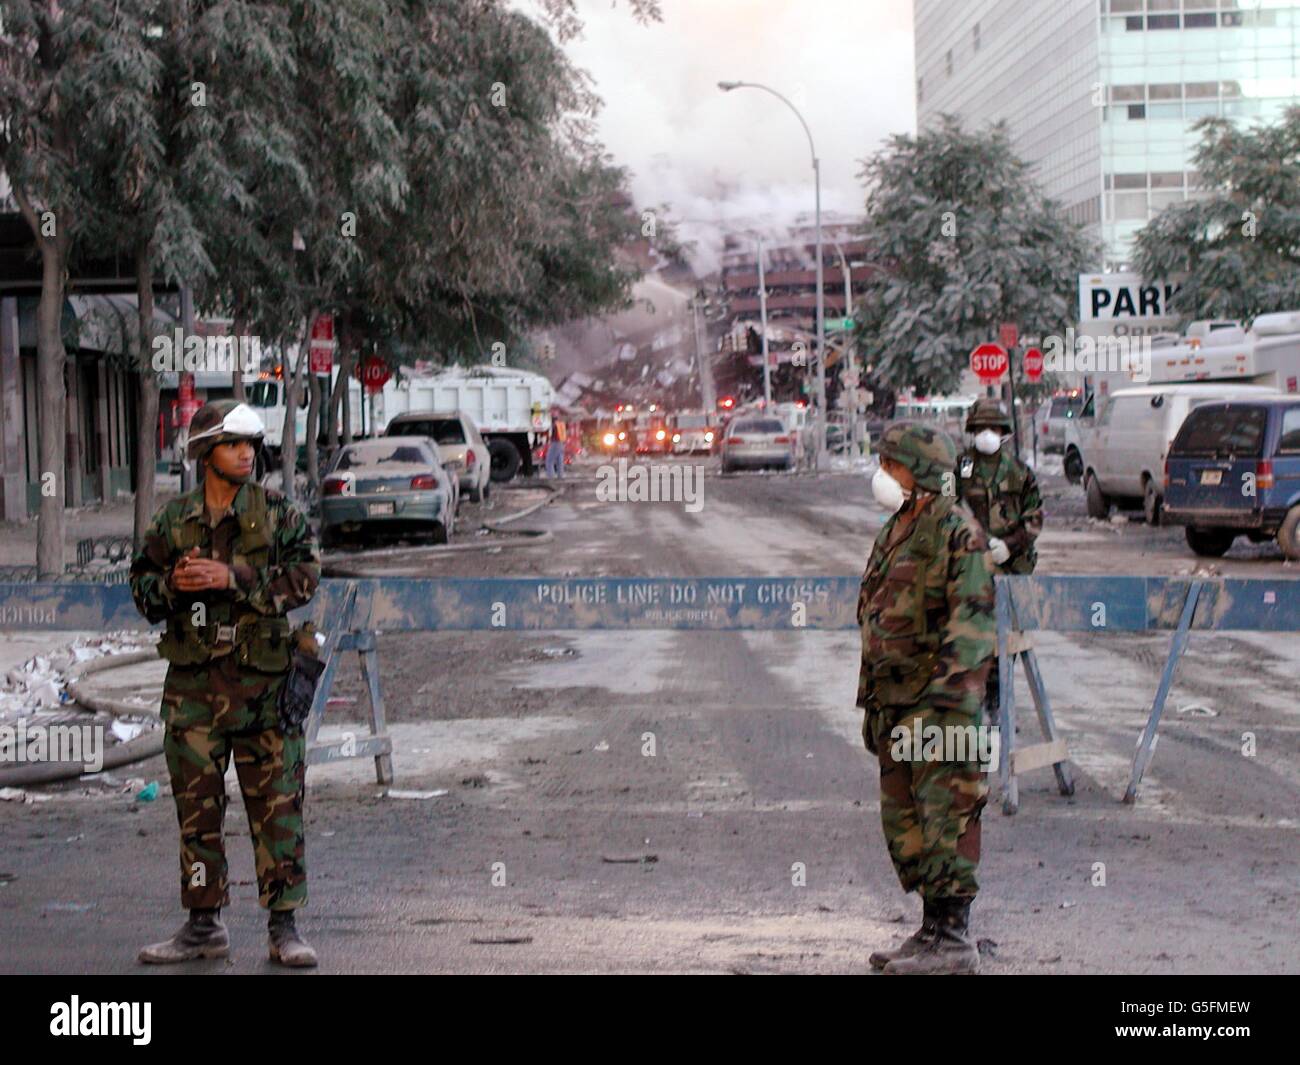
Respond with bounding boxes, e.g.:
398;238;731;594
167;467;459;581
970;342;1008;382
1078;272;1183;339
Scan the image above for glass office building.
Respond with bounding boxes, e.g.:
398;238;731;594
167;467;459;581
915;0;1300;268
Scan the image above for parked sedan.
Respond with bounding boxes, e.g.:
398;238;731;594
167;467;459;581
319;438;457;547
385;411;491;503
719;416;795;473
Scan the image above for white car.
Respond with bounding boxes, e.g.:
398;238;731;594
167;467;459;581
1064;383;1281;524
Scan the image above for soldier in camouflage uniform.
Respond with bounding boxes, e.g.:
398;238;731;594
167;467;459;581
958;398;1043;719
130;400;321;967
957;399;1043;575
858;421;995;974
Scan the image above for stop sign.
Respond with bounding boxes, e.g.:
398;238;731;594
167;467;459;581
1024;347;1044;382
357;355;391;394
970;343;1008;382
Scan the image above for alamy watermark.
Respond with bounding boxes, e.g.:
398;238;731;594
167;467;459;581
595;459;704;513
1041;328;1151;383
151;329;262;374
0;720;104;773
889;718;1001;773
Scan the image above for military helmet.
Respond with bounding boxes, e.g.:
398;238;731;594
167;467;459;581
876;420;957;494
186;400;265;462
965;398;1012;432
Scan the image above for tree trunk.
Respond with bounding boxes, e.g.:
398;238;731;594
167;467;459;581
279;311;317;504
133;248;160;548
230;312;247;399
339;347;358;444
327;315;356;448
305;369;321;493
35;239;68;578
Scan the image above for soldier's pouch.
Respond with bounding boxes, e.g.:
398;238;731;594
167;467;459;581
237;617;292;673
870;643;939;707
277;649;325;734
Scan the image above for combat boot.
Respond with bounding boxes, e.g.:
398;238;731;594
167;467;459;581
268;909;318;968
883;898;980;975
138;907;229;964
869;899;938;970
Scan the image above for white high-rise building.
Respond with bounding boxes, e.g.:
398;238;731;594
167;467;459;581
915;0;1300;268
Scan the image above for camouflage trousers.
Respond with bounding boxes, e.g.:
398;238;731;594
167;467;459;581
868;702;989;900
160;655;307;912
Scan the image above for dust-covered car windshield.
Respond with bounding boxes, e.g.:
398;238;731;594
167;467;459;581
1171;405;1268;458
676;414;710;429
1050;397;1083;417
334;441;434;469
390;419;466;445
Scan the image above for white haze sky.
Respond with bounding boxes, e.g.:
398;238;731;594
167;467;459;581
560;0;917;269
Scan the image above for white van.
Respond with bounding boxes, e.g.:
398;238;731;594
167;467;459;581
1066;383;1280;524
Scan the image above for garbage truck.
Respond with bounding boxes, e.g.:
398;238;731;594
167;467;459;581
246;363;555;482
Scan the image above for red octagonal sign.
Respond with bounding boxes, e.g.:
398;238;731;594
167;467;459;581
1024;347;1044;382
357;355;392;394
970;342;1008;382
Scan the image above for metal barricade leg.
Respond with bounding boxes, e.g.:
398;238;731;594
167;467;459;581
1021;648;1074;797
995;581;1019;815
1123;580;1204;805
356;631;394;785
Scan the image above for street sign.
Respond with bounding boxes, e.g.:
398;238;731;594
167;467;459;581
357;355;391;394
970;343;1008;382
1024;347;1044;382
826;317;855;332
309;346;332;375
309;314;335;376
999;322;1018;349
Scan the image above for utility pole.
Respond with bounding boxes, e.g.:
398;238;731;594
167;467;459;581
692;296;716;413
757;236;771;408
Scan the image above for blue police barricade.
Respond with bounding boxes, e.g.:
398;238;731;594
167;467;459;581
4;576;1294;803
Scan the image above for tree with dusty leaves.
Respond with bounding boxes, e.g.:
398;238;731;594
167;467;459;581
1134;106;1300;323
855;116;1094;397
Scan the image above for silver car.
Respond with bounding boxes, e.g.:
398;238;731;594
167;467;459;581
720;416;795;472
385;411;492;502
320;437;458;547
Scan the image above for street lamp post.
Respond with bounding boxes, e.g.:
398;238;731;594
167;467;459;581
830;239;857;453
756;235;771;408
719;80;827;471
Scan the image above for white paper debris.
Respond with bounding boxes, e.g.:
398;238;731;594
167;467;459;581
385;788;449;800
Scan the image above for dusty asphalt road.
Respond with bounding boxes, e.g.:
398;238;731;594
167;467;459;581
1;459;1297;974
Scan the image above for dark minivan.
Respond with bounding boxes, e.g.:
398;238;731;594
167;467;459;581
1163;397;1300;559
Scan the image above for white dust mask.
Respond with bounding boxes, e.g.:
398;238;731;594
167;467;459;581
871;467;908;513
974;429;1003;455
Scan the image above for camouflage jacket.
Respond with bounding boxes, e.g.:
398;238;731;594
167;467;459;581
957;447;1042;575
856;493;995;717
130;482;320;672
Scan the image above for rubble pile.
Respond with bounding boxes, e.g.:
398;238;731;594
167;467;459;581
0;633;156;724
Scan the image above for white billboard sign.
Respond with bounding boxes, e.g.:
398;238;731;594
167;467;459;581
1078;272;1183;338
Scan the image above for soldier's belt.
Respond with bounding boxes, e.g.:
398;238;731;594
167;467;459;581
200;617;290;647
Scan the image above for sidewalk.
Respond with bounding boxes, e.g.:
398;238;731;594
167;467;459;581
0;477;181;569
